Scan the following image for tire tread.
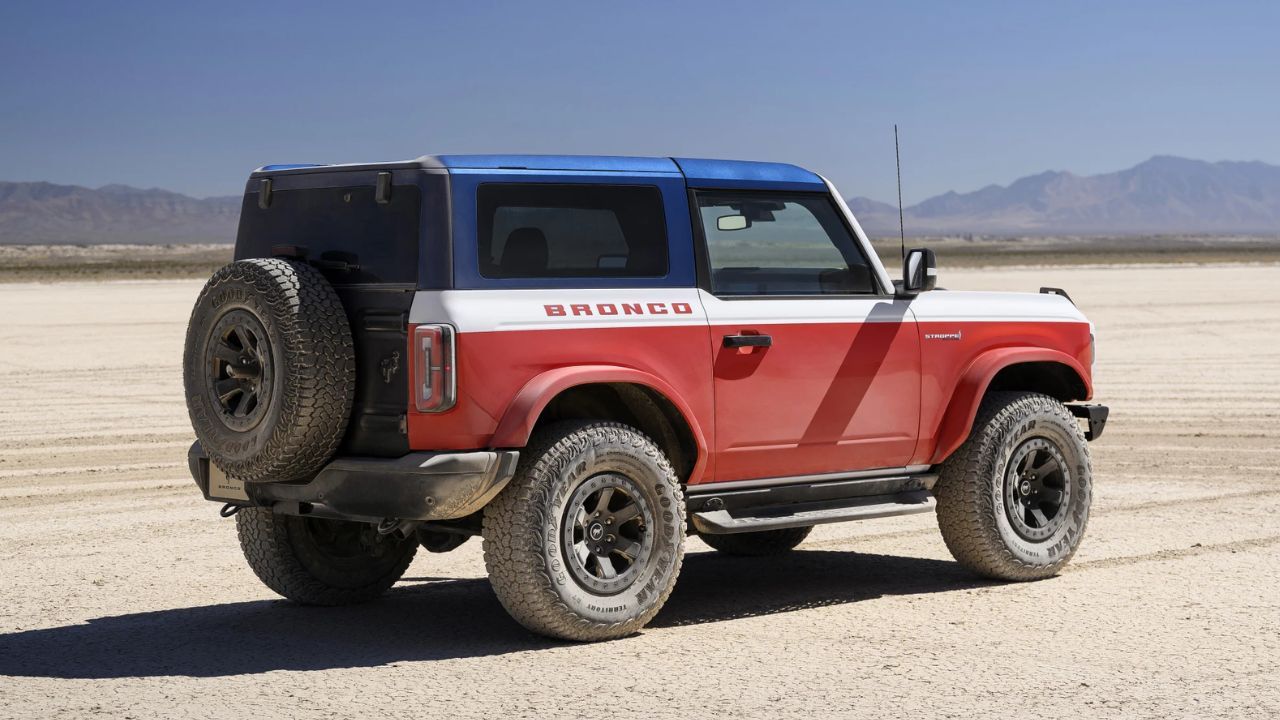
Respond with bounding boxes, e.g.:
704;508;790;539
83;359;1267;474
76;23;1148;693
184;258;354;482
235;508;416;605
482;421;685;641
934;391;1091;581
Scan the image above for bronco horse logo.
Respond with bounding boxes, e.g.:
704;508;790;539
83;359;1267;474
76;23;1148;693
380;351;400;384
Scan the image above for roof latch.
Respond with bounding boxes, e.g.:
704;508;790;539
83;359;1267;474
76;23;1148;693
375;172;392;205
257;178;272;209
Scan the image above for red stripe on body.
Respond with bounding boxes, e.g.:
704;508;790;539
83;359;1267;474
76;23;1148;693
407;317;1093;484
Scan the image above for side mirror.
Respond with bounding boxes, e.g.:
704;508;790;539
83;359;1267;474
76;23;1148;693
900;248;937;296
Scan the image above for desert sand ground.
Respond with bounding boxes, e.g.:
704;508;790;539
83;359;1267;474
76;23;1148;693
0;264;1277;719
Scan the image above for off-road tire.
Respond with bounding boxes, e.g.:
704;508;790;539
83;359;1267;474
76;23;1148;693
236;507;417;605
934;391;1092;581
483;421;685;642
183;258;354;483
699;526;813;556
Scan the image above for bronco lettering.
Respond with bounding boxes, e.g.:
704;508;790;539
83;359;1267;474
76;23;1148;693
542;301;695;317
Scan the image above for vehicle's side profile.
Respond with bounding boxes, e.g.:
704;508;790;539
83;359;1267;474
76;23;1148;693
183;154;1107;641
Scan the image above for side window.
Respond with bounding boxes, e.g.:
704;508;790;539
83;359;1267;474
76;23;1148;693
477;184;668;278
697;192;877;296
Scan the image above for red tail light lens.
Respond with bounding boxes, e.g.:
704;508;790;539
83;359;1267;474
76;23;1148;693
412;324;456;412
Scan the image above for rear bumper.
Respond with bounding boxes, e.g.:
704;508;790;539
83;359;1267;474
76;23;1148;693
188;442;519;522
1067;403;1109;441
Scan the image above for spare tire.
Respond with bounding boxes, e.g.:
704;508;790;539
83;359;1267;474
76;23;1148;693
183;258;355;483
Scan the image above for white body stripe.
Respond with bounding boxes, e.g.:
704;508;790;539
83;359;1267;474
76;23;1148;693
700;289;1084;325
409;288;707;333
907;290;1087;323
697;289;908;324
410;287;1087;333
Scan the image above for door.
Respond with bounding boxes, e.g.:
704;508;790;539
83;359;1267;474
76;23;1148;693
694;190;921;483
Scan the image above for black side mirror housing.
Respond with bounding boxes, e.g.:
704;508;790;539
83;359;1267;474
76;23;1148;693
898;248;937;296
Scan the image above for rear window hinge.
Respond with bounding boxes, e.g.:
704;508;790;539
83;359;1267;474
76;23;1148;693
376;172;392;205
257;178;272;209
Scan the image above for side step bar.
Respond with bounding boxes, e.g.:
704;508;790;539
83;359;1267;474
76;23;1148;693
692;490;936;534
688;469;939;535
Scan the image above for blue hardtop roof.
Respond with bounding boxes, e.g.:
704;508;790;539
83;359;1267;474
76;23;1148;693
672;157;825;190
434;154;680;173
258;154;826;190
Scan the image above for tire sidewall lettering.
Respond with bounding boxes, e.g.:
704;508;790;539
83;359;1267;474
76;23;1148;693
990;408;1090;564
538;432;681;622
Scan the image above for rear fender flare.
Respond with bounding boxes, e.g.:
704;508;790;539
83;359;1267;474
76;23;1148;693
929;348;1090;465
490;365;709;482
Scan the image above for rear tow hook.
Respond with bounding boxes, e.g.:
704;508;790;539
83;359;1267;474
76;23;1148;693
376;518;421;541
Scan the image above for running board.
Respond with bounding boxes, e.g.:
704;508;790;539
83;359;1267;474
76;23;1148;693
691;490;936;535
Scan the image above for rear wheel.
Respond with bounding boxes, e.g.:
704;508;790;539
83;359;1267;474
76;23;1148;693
934;391;1092;581
483;421;685;641
699;526;812;556
236;508;417;605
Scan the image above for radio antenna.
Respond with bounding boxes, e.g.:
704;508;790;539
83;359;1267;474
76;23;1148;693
894;124;906;262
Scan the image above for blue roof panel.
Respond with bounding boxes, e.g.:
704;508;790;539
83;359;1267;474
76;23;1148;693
433;154;680;174
673;157;826;191
258;163;326;171
251;155;828;191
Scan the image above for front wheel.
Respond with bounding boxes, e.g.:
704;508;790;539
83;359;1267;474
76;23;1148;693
934;391;1092;581
236;508;417;605
483;421;685;641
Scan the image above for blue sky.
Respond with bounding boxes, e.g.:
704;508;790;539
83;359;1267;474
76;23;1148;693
1;1;1277;202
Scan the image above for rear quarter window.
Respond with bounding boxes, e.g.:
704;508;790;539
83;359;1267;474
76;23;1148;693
477;184;668;279
235;184;421;285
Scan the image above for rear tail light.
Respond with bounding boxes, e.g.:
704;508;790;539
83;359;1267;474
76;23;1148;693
412;324;456;412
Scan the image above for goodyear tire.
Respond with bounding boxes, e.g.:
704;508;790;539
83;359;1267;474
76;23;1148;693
183;258;354;483
699;526;812;556
934;391;1092;581
483;421;685;641
236;508;417;605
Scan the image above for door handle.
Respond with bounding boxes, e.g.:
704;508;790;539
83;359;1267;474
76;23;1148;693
723;333;772;349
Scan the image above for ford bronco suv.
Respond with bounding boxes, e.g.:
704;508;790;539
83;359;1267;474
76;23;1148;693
184;154;1107;641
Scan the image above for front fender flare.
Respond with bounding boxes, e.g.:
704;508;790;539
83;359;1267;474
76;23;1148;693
928;348;1090;465
490;365;710;482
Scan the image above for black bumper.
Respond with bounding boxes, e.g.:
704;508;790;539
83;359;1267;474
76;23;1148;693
188;442;519;522
1067;404;1109;441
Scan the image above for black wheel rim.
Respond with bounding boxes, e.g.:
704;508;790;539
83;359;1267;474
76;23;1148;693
205;309;273;431
1004;438;1072;542
561;473;654;595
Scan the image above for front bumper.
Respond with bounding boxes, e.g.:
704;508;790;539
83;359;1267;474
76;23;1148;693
1067;404;1109;441
188;442;519;522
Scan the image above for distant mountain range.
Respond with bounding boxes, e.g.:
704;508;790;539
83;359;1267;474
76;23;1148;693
851;156;1280;236
2;155;1278;244
0;182;239;244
